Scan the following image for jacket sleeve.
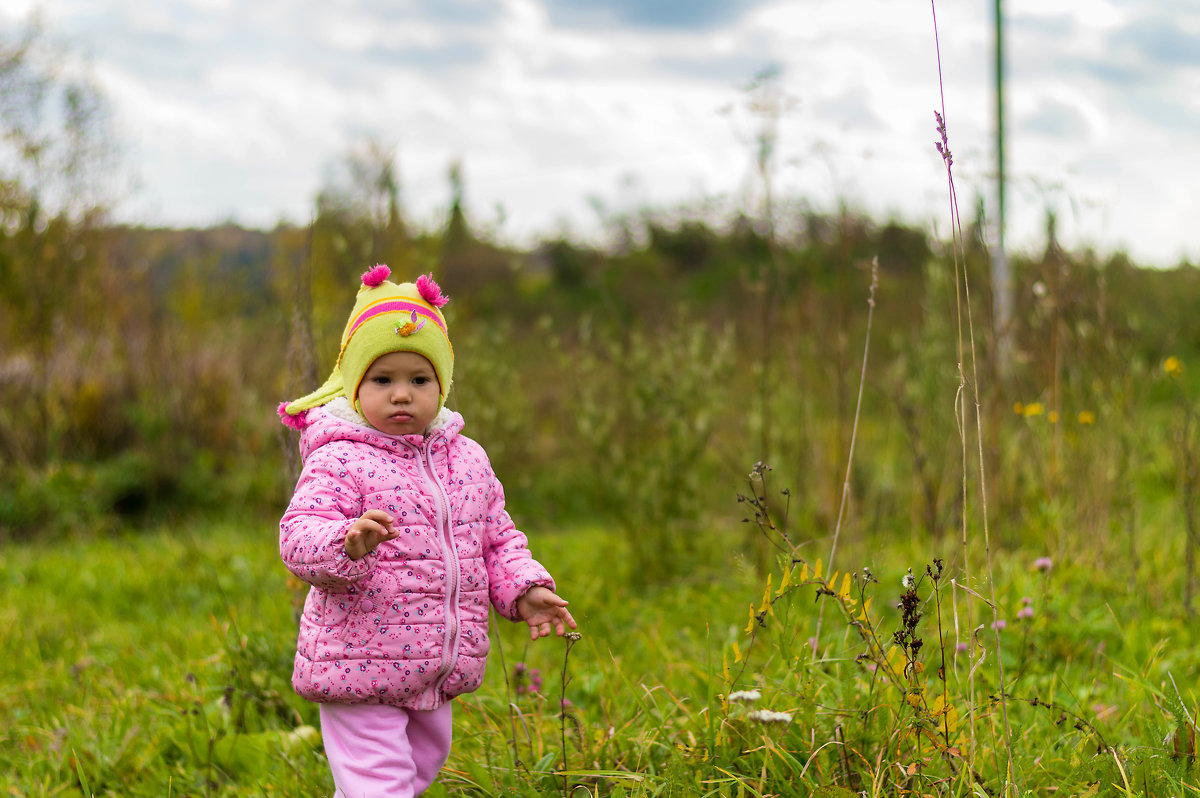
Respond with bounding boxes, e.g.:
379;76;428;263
482;472;555;622
280;447;376;591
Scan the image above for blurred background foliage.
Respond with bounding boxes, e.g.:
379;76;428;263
1;19;1198;592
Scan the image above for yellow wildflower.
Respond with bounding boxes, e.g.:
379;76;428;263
1023;402;1044;418
1048;411;1059;424
1013;402;1024;415
1078;410;1096;425
1165;356;1184;377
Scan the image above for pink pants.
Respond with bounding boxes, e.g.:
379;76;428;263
319;701;453;797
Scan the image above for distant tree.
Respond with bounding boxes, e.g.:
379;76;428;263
310;139;413;348
877;221;931;276
316;138;405;242
0;16;117;464
443;160;470;251
438;160;514;308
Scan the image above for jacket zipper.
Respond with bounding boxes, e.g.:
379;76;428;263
421;435;462;695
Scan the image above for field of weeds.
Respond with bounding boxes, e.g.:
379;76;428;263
3;484;1199;796
4;14;1200;794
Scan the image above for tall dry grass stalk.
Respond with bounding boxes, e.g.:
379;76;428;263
930;1;1016;793
813;257;880;651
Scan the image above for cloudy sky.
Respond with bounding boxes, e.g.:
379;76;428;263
4;0;1198;266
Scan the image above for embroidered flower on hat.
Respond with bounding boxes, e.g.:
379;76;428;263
394;310;427;337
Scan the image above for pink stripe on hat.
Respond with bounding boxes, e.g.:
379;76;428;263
346;298;447;339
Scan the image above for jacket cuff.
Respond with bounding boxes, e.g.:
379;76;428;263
330;542;377;582
498;574;556;622
288;521;377;589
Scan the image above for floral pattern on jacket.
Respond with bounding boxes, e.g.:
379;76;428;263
280;399;554;710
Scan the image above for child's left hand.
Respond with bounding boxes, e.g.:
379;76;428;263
516;586;577;640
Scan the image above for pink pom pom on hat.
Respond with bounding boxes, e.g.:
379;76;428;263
362;264;390;287
416;273;449;307
277;402;309;430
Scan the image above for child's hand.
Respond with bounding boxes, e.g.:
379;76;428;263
517;586;577;640
344;509;399;560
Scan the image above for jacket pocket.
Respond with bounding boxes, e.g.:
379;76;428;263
337;590;382;647
336;567;401;647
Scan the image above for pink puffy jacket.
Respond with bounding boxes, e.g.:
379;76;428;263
280;400;555;710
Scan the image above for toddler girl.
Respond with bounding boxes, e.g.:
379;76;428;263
278;265;575;796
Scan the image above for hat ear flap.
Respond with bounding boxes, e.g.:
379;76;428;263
279;365;344;427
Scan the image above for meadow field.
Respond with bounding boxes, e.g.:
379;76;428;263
4;79;1200;796
4;223;1200;796
3;10;1200;794
3;476;1200;796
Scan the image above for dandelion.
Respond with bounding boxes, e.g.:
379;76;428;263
1078;410;1096;425
747;709;793;725
728;689;762;703
1023;402;1044;418
991;619;1007;631
1033;557;1053;572
1165;356;1184;377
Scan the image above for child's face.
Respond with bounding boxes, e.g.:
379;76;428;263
357;351;441;435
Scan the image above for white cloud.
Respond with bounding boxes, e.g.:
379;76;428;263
7;0;1200;265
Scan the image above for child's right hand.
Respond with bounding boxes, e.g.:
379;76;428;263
344;509;399;560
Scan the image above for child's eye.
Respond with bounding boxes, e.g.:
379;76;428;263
413;376;431;386
372;376;391;385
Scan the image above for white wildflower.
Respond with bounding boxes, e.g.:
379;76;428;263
902;572;916;590
747;709;793;725
728;689;762;703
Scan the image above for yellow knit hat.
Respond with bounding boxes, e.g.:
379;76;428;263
278;265;452;429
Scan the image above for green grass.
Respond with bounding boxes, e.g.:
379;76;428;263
2;512;1199;796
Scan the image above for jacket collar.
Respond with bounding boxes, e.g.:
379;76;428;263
300;397;465;459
